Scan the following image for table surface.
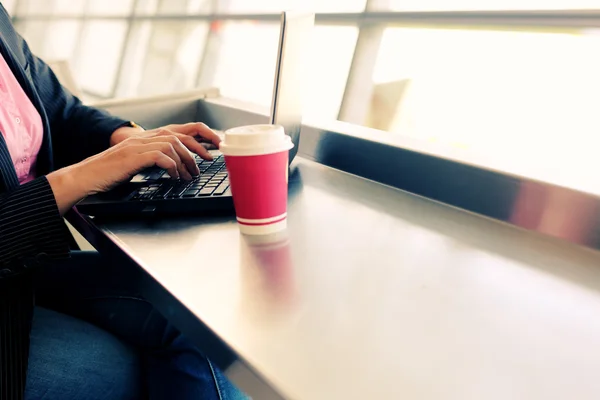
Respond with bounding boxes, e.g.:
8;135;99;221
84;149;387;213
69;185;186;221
91;158;600;400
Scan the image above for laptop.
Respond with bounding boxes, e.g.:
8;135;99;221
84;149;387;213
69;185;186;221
76;11;314;218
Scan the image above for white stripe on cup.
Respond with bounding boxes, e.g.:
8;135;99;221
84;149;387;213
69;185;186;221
237;213;287;224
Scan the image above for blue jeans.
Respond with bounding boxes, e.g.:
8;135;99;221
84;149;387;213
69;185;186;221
25;251;247;400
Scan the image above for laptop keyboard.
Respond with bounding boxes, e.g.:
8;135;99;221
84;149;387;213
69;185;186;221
129;153;230;201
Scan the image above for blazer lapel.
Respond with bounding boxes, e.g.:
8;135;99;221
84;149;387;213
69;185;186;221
0;135;19;191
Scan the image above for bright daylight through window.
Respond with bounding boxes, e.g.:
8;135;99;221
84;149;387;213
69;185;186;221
7;0;600;193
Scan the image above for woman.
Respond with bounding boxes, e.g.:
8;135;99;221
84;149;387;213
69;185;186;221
0;3;245;399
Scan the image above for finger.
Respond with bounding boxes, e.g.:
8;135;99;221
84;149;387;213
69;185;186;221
137;142;190;180
145;135;200;176
139;151;179;179
165;122;221;147
176;134;214;161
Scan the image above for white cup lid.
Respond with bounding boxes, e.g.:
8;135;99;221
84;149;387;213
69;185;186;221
220;124;293;156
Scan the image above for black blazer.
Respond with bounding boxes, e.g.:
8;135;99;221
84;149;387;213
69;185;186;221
0;4;128;397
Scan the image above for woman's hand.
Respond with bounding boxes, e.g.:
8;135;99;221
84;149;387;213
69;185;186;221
47;134;205;214
110;122;221;161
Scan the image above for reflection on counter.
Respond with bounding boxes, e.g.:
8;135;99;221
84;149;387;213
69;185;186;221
238;230;298;326
510;181;600;247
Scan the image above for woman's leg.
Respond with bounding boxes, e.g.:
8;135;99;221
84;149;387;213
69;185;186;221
25;307;141;400
33;251;246;400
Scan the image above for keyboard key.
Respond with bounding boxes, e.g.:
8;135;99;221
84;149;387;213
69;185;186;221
197;187;216;196
213;183;230;196
168;184;189;198
183;189;200;197
151;185;172;199
130;173;147;183
146;171;165;180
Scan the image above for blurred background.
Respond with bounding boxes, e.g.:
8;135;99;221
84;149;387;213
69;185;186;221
3;0;600;192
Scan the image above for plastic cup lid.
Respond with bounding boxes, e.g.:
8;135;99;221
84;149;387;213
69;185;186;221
220;124;294;156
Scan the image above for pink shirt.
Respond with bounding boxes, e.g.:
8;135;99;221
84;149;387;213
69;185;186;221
0;53;43;184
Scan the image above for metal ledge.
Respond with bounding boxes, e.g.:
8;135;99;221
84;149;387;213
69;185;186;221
198;97;600;252
94;93;600;252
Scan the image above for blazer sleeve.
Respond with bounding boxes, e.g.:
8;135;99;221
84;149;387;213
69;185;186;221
0;176;70;276
17;39;129;168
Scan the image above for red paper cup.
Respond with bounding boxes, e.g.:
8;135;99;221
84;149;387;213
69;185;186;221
220;125;293;235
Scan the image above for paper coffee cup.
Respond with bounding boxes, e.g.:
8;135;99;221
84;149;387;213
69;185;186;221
220;124;293;235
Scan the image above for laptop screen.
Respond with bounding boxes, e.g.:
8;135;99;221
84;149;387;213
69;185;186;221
270;11;314;164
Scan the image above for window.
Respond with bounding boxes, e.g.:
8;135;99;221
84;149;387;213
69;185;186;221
86;0;134;15
17;20;81;61
220;0;366;13
304;26;358;121
136;0;213;14
75;21;128;97
387;0;600;11
204;21;281;108
370;26;600;190
2;0;17;15
124;21;210;98
199;22;357;121
16;0;86;15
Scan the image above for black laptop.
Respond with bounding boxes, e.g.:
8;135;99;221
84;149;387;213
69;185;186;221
76;12;314;217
